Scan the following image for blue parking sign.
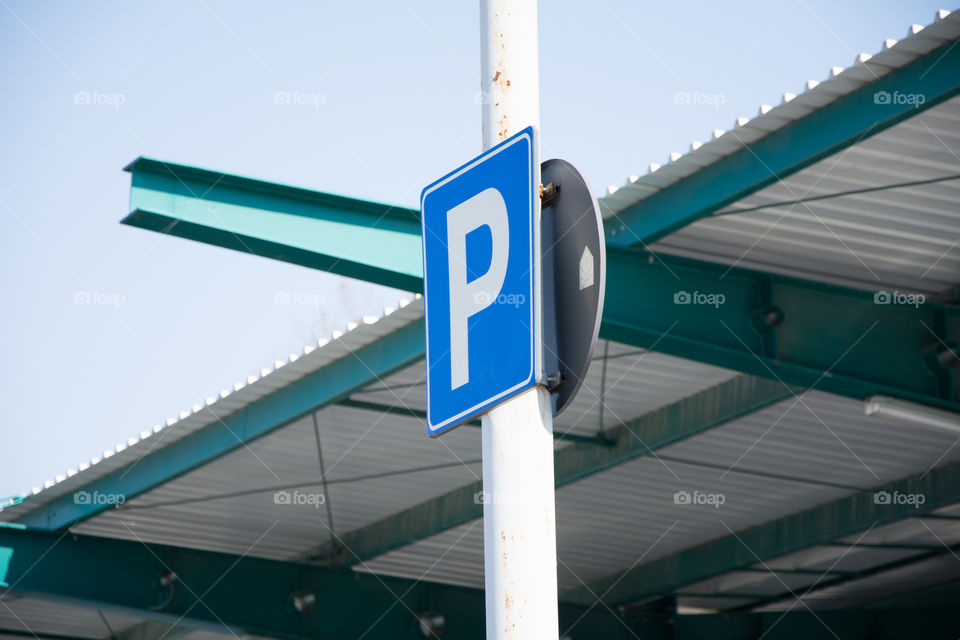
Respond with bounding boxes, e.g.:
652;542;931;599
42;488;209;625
421;127;541;436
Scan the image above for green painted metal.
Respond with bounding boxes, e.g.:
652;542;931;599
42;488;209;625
114;622;191;640
302;481;481;565
826;541;944;551
738;566;854;577
123;158;423;292
561;457;960;607
867;576;960;609
303;375;793;564
602;248;959;410
121;168;960;411
3;525;958;639
0;527;639;640
123;40;960;281
672;609;960;640
14;319;427;531
727;540;960;613
0;545;12;587
0;630;101;640
603;39;960;247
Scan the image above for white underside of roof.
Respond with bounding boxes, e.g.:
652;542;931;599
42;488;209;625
356;390;960;591
653;95;960;295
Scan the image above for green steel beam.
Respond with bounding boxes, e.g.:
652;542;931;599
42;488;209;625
738;567;855;577
121;171;960;412
123;40;960;274
302;375;794;564
602;248;960;410
727;540;960;614
825;541;944;551
114;622;191;640
670;609;960;640
673;592;780;601
603;38;960;247
561;457;960;607
866;576;960;609
0;632;100;640
3;525;958;639
14;320;427;531
122;158;423;292
0;527;640;640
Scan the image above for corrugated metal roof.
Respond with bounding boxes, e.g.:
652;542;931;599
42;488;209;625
351;340;740;437
67;347;743;559
356;391;960;592
0;596;142;639
0;596;237;640
676;515;960;608
774;551;960;609
750;512;960;611
600;9;960;296
71;405;483;559
652;95;960;294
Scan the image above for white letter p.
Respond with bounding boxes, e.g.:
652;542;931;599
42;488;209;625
446;188;509;389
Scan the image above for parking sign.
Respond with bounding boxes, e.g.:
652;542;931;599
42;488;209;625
421;127;541;436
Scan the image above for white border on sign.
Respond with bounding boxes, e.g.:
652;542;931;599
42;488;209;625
420;127;539;436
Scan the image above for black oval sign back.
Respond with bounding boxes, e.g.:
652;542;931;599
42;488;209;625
540;159;606;417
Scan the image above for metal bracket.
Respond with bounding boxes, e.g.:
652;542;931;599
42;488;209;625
539;181;559;206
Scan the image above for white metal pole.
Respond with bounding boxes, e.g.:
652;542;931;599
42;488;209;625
479;2;559;639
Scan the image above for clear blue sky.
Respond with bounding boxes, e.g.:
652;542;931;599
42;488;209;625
0;1;947;497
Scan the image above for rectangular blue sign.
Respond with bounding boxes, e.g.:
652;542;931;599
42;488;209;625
421;127;540;436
